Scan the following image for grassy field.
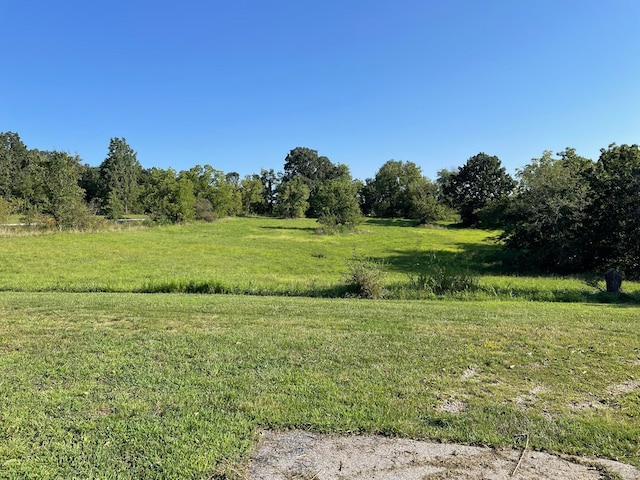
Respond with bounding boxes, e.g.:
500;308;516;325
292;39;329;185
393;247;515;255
1;293;639;478
1;216;638;300
1;218;639;478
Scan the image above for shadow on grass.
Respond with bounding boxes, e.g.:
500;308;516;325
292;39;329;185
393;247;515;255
259;225;319;233
363;218;419;228
376;242;517;276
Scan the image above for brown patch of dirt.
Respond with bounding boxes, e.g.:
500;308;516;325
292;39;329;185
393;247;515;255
248;430;640;480
438;399;466;414
608;380;640;396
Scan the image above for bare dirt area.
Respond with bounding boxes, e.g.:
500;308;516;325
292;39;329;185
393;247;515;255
248;430;640;480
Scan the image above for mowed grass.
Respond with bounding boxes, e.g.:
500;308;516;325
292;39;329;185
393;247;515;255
1;218;639;478
0;293;638;478
1;217;638;299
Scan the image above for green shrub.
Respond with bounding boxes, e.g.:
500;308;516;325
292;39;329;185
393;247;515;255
0;197;12;224
345;253;386;299
408;252;480;295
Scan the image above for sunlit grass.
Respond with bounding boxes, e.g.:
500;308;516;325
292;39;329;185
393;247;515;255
0;293;638;478
1;217;637;300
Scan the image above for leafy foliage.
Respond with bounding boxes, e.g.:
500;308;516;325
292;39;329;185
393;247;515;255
589;144;640;276
281;147;350;217
500;149;593;273
362;160;444;223
240;174;265;215
500;145;640;278
38;151;91;229
443;153;515;226
0;131;30;200
259;168;279;215
140;168;195;223
315;178;362;232
274;176;310;218
99;137;142;215
0;197;11;223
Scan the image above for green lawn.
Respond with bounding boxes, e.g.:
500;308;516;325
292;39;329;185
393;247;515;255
0;293;638;478
1;218;639;478
1;217;637;300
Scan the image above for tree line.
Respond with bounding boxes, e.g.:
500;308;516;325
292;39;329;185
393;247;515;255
1;131;639;277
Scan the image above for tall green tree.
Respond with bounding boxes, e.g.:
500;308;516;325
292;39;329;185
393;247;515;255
79;164;102;209
180;165;241;218
259;168;279;215
363;160;442;222
500;149;593;273
589;144;640;276
0;132;29;200
39;151;91;229
240;174;265;215
406;176;447;224
274;176;310;218
444;153;515;226
315;178;362;231
280;147;348;217
99;137;142;216
435;168;458;207
141;168;195;223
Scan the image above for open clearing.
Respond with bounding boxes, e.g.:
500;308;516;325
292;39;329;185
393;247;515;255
1;219;639;478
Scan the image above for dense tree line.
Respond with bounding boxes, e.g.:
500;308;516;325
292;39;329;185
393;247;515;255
499;144;640;277
1;131;639;276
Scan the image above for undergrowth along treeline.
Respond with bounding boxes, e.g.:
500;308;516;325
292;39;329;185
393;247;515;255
0;217;638;302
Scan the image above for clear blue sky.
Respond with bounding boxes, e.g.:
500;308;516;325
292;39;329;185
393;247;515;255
2;0;639;181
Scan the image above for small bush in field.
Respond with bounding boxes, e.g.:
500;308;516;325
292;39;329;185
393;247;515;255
408;252;480;295
346;253;386;299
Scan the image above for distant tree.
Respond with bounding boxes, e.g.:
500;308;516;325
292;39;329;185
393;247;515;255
15;150;48;215
282;147;340;187
406;176;447;224
225;171;240;189
500;149;593;273
366;160;422;217
274;176;310;218
79;164;102;209
281;147;348;217
103;191;125;221
40;151;91;229
259;168;279;215
364;160;443;222
315;178;362;231
240;174;265;215
0;132;29;200
444;153;515;226
435;168;458;207
99;138;142;214
141;168;195;223
181;165;241;218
